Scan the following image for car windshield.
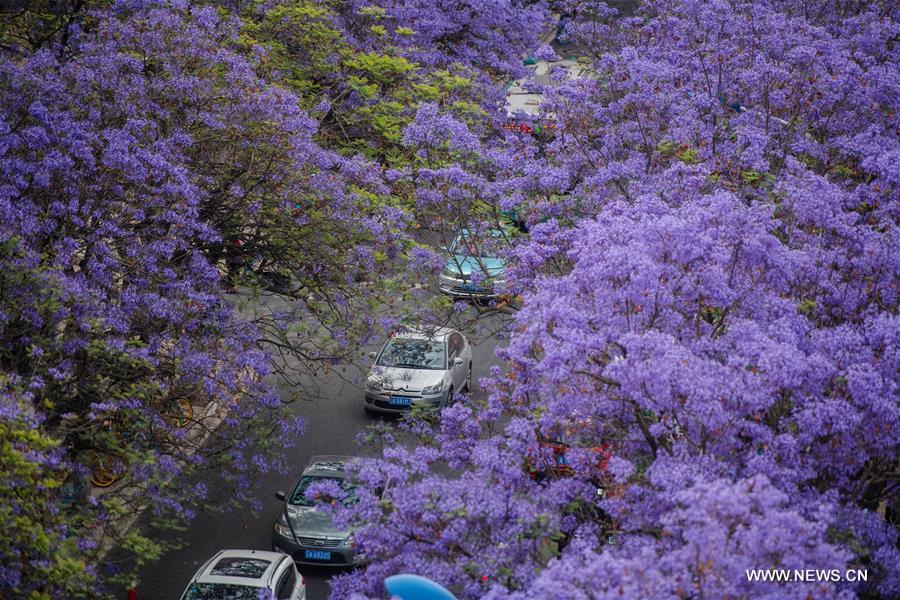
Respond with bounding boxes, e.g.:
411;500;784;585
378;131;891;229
450;231;506;259
377;337;445;370
181;583;269;600
289;475;358;507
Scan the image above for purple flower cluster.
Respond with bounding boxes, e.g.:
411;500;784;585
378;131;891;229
1;0;552;594
2;0;897;597
331;1;900;598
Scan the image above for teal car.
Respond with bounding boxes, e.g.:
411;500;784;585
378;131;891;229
439;229;509;299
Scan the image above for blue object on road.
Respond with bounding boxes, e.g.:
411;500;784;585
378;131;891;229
384;574;457;600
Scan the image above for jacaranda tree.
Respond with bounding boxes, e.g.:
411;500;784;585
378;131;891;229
0;0;410;594
0;0;546;595
331;1;899;598
3;0;896;597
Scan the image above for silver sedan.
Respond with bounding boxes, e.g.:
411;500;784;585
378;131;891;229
363;327;473;414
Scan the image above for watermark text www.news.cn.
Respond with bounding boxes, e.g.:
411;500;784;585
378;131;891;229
746;569;868;583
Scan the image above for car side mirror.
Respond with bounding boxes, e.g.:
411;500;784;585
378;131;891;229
453;357;463;366
275;490;286;502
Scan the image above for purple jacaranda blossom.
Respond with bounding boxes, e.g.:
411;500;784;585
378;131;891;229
334;2;900;599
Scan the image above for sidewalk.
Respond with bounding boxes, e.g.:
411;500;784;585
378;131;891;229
89;374;246;561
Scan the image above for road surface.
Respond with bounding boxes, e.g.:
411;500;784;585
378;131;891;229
136;297;505;599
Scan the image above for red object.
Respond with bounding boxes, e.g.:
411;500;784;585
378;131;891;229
546;440;610;475
527;433;611;481
503;122;533;134
126;588;138;600
502;121;558;134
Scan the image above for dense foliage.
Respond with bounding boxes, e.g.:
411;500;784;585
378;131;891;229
0;376;96;595
0;0;541;595
331;1;900;599
1;0;897;598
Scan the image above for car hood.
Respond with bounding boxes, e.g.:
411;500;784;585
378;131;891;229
285;505;348;539
369;366;444;392
445;255;505;277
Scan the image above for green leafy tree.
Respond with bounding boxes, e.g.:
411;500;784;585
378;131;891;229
0;375;95;598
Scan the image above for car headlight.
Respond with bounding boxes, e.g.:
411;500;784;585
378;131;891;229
340;533;355;548
274;518;293;540
421;381;445;396
365;377;382;392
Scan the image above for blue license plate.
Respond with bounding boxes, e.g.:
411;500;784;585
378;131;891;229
390;396;412;406
304;550;331;561
462;283;478;291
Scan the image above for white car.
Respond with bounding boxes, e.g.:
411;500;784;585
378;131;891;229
364;327;473;414
180;549;305;600
504;57;588;117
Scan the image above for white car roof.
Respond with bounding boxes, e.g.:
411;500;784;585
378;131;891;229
304;455;354;476
391;326;456;341
505;58;589;117
195;549;286;587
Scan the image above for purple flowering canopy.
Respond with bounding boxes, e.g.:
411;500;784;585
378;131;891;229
0;0;543;595
329;1;900;599
0;0;420;594
1;0;898;598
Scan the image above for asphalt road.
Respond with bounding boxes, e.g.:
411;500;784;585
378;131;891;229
136;295;505;600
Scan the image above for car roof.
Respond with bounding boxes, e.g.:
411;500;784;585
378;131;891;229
195;549;287;587
456;227;509;238
303;455;354;476
391;326;456;341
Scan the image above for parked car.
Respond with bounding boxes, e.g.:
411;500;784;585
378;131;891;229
364;327;472;414
272;456;358;567
179;549;305;600
438;229;508;299
504;57;588;117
